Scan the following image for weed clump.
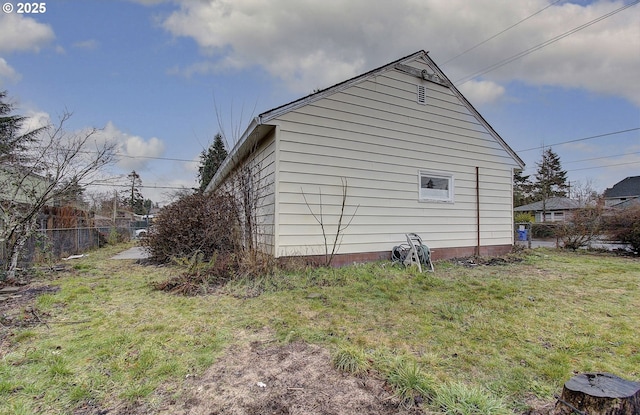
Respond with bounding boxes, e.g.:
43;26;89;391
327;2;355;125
153;252;236;295
432;381;510;415
332;345;371;375
383;357;436;407
153;250;279;296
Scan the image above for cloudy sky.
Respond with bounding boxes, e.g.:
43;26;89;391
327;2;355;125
1;0;638;204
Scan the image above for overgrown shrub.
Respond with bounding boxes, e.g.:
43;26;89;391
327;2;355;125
605;205;640;252
142;192;241;263
531;222;557;239
514;212;534;223
556;206;602;250
107;227;130;244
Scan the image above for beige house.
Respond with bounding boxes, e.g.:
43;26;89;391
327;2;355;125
206;50;524;264
0;166;51;206
514;197;582;222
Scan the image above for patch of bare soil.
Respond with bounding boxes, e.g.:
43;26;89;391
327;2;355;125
452;253;525;267
0;282;59;355
156;338;422;415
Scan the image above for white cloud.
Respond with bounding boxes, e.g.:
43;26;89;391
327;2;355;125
73;39;99;50
457;80;505;105
0;13;54;52
160;0;640;105
93;122;166;171
129;0;168;5
21;109;51;133
0;58;21;83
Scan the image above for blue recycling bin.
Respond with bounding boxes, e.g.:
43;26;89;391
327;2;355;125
517;229;528;241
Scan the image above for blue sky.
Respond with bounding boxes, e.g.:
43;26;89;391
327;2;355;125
1;0;638;205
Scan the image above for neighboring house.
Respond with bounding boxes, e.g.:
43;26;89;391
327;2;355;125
0;165;51;205
603;176;640;208
206;50;525;264
513;197;582;222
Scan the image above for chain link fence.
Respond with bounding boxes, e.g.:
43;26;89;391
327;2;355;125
0;226;135;267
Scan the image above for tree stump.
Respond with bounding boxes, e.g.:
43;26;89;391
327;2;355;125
554;373;640;415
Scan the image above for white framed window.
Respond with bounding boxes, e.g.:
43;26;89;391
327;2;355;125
418;170;454;203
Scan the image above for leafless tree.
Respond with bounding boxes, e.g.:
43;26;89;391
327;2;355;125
210;99;265;254
0;112;117;279
569;178;601;206
162;187;196;204
556;206;602;250
301;178;359;266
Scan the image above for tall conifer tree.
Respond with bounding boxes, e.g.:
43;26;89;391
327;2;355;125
533;147;568;221
198;133;228;192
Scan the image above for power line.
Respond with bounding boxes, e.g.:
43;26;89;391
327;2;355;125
522;156;639;174
566;160;640;173
454;0;640;85
563;151;640;165
85;181;194;190
442;0;564;66
115;153;198;163
28;145;200;164
516;127;640;152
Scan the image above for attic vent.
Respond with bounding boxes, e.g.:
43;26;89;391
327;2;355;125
417;85;426;105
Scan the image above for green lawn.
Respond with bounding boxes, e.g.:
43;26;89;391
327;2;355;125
1;244;638;414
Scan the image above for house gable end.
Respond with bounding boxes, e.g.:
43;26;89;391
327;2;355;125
604;176;640;199
261;50;524;169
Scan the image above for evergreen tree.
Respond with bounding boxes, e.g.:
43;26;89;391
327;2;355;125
0;90;44;163
198;133;228;192
124;170;145;214
58;176;86;207
533;147;568;221
513;170;533;207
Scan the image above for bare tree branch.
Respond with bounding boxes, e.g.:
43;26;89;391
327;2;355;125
1;111;117;279
301;178;359;266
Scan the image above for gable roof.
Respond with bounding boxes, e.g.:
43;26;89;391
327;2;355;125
603;176;640;198
514;197;582;212
206;50;525;192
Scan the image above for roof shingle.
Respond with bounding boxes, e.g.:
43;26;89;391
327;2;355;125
603;176;640;198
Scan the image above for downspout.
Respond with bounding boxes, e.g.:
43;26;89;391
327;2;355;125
476;166;480;257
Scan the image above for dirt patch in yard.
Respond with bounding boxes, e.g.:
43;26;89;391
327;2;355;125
154;334;422;415
0;282;59;338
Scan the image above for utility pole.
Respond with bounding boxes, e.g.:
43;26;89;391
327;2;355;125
127;170;141;212
112;189;117;225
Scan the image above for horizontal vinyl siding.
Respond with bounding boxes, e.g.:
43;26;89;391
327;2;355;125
219;132;276;255
252;134;276;254
273;64;517;257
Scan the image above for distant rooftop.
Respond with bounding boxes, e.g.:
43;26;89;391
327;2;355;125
603;176;640;199
514;197;581;211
